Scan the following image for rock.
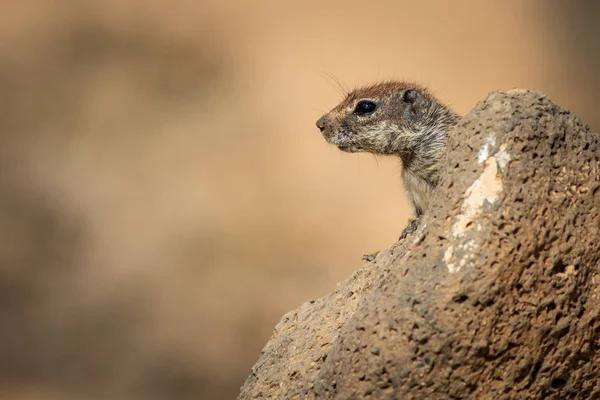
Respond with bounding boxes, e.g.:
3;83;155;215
238;90;600;399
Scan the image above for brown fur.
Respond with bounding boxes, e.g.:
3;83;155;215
316;81;459;220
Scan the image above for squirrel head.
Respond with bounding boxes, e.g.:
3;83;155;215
316;81;455;157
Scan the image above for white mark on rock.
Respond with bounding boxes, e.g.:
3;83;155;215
412;224;427;245
452;157;503;239
478;133;496;164
496;144;512;170
444;245;457;273
446;145;508;274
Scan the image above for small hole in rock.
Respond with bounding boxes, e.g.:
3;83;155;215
551;377;567;389
550;258;566;275
454;294;469;303
555;312;563;323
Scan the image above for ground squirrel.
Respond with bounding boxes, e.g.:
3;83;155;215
316;81;459;256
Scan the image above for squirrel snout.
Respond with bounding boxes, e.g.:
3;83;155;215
316;115;328;132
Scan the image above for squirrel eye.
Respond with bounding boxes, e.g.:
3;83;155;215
354;100;377;115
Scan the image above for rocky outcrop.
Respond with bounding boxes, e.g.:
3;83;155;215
238;90;600;399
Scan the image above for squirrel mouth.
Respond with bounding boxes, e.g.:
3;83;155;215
338;145;362;153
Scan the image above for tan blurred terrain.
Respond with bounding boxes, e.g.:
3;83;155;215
0;1;598;399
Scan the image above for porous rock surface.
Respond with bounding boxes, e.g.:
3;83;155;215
238;90;600;399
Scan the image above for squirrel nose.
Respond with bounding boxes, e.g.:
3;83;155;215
316;115;327;131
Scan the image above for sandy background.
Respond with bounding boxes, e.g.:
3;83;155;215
0;1;598;399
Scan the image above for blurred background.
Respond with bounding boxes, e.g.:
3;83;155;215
0;1;598;399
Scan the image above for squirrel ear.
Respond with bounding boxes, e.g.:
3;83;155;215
402;88;418;103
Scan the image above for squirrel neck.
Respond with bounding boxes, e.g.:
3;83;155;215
394;104;459;189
